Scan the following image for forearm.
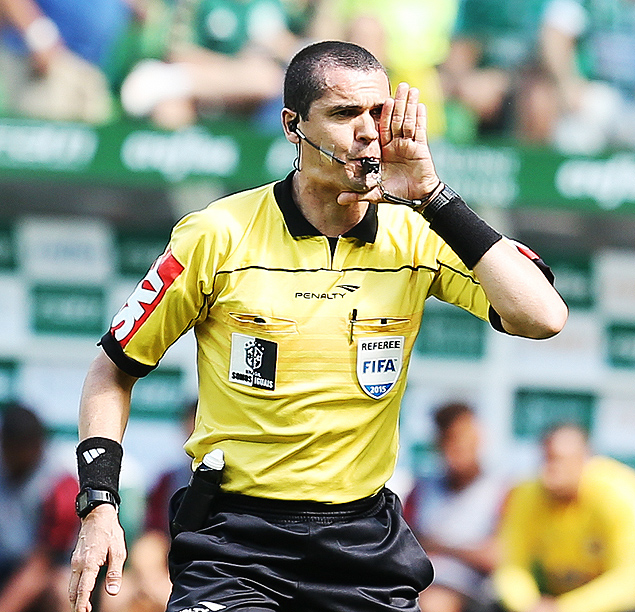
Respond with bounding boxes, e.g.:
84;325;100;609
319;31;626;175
494;565;542;612
436;538;500;574
556;566;635;612
420;184;567;338
542;25;578;85
79;350;136;442
0;0;42;32
541;25;584;111
473;240;568;338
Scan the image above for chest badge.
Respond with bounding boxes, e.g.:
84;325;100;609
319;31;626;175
356;336;404;399
230;333;277;390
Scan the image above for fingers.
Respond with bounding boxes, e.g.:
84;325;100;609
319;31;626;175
105;547;126;596
384;83;422;141
415;101;428;145
390;82;410;139
402;87;420;139
69;562;98;612
68;510;127;612
379;96;394;148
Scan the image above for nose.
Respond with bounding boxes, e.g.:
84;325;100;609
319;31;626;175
356;111;380;143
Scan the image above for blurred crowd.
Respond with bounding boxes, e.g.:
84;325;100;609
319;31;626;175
5;397;635;612
2;0;635;152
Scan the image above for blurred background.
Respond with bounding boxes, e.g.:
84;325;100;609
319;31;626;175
1;0;635;609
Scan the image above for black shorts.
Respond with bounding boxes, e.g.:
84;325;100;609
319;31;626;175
167;488;433;612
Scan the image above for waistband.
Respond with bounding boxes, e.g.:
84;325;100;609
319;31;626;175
215;488;386;523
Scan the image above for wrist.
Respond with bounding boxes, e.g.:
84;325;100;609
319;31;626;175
76;487;120;518
76;437;123;515
412;179;444;213
422;184;503;269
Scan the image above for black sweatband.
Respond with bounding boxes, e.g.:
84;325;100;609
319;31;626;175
423;185;502;269
76;437;123;503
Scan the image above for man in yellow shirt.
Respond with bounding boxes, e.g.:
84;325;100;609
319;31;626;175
68;40;567;612
495;424;635;612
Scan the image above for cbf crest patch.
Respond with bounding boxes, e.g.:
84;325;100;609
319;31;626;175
229;333;277;390
356;336;404;399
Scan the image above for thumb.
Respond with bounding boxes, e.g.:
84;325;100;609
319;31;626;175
104;546;126;596
337;185;382;206
336;191;364;206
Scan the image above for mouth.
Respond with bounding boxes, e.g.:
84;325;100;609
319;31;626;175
359;157;381;175
349;156;380;175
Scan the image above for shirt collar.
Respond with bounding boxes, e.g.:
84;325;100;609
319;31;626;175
273;172;378;243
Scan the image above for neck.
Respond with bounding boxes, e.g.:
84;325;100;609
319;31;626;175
292;172;368;238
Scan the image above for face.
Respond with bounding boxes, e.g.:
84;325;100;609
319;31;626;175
541;427;589;501
439;413;481;476
286;66;389;194
1;439;43;483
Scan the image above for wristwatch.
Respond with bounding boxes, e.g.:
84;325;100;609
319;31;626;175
75;487;119;518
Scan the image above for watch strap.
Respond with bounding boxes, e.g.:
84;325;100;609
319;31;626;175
75;487;119;518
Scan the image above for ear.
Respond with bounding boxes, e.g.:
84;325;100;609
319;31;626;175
281;108;300;144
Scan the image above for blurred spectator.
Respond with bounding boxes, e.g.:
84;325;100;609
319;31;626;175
0;403;79;612
439;0;550;143
540;0;635;153
0;0;135;123
324;0;459;139
120;0;303;131
101;401;196;612
494;423;635;612
404;402;508;612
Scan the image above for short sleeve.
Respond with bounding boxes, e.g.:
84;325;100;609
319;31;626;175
102;209;229;376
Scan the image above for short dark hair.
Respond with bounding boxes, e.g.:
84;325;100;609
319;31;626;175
1;403;46;446
283;40;386;120
433;402;474;438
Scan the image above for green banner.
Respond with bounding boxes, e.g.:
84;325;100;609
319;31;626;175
0;224;15;270
130;367;185;419
2;116;635;213
30;284;106;336
606;322;635;368
0;360;17;406
544;253;595;310
116;229;170;277
513;388;596;439
415;300;487;360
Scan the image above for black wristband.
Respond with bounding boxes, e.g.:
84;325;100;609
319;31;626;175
76;437;123;504
423;185;502;269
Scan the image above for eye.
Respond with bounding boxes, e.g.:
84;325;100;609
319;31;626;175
335;108;357;118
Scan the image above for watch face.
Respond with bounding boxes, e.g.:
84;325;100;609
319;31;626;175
75;489;117;517
75;490;89;517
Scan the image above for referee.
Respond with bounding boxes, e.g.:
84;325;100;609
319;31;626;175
68;41;568;612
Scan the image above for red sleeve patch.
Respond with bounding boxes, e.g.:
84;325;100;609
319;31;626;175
509;239;539;261
111;249;185;347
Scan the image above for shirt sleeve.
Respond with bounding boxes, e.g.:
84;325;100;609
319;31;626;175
427;239;491;322
102;208;230;377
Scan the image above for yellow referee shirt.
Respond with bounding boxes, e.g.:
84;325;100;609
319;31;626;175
494;456;635;612
101;173;490;502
